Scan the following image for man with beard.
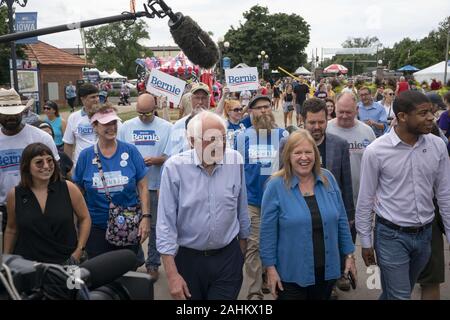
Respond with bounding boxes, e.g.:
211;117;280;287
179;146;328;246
279;98;355;296
0;89;59;231
356;91;450;300
157;111;250;300
236;95;288;300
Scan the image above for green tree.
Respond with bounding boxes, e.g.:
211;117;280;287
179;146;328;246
84;20;152;78
223;5;310;78
0;6;25;86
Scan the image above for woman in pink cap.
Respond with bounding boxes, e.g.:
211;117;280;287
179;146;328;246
72;103;150;262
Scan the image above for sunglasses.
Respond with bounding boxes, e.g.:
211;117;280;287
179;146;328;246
138;111;154;117
33;158;54;169
232;108;243;113
43;107;52;110
386;93;394;96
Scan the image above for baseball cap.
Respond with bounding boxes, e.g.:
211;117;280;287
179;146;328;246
90;109;121;124
426;93;446;110
191;82;210;95
248;94;271;109
0;88;33;115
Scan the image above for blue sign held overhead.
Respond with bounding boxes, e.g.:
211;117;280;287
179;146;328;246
15;12;38;44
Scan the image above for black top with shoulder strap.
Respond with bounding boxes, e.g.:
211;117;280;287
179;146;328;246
14;180;77;264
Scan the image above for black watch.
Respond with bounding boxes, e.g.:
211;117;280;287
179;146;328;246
142;213;152;219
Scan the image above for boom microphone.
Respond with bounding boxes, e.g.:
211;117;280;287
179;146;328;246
80;249;137;290
168;13;220;69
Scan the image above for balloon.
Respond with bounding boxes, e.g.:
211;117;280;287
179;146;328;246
145;57;154;70
177;66;184;75
169;67;175;74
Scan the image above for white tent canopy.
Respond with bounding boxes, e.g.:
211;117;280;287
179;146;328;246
109;70;127;79
413;60;449;84
99;70;111;79
294;66;311;75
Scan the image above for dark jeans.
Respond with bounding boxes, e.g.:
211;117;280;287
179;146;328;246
86;225;140;269
67;97;75;110
175;238;244;300
277;268;336;300
145;190;160;271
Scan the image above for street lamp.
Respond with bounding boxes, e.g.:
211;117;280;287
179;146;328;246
218;37;230;82
258;50;269;80
1;0;28;92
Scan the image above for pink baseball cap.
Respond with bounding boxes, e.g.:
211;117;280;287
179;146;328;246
90;109;121;124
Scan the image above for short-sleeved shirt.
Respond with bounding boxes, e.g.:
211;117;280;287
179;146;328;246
118;116;172;190
357;101;388;137
72;140;148;229
0;125;60;206
294;84;309;105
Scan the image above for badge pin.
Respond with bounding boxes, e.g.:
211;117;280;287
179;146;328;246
423;149;427;153
120;160;128;167
121;152;129;160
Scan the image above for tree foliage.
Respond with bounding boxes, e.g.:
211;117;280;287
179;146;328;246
0;6;25;86
84;20;152;78
222;5;310;77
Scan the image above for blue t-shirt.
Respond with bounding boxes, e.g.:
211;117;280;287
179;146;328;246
118;116;172;190
236;126;288;207
72;140;148;229
226;116;252;149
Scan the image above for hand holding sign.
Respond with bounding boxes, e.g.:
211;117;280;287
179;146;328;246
146;69;187;106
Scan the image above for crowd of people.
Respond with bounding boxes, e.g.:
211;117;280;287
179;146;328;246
0;71;449;301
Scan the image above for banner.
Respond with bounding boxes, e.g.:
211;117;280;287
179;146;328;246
225;67;259;92
10;70;39;92
15;12;38;44
146;69;186;105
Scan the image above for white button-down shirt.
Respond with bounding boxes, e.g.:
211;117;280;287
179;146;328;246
356;128;450;248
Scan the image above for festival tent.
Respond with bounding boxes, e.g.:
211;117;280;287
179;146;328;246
294;66;311;75
413;60;450;84
99;70;111;79
109;70;127;80
397;65;419;72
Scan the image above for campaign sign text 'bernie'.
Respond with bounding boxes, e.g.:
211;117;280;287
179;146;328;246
146;69;187;105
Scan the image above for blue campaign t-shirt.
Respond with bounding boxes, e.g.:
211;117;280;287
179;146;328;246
236;126;288;207
72;140;148;229
118;116;172;190
226;116;252;149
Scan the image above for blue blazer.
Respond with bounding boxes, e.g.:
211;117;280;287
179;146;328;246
260;169;355;287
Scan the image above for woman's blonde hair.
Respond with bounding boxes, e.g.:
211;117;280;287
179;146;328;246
273;129;327;188
223;99;241;119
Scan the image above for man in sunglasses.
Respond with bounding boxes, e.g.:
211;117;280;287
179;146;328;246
0;88;59;232
118;93;172;281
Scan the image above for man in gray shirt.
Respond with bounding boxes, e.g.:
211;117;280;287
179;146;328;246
327;92;376;207
356;90;450;300
157;111;250;300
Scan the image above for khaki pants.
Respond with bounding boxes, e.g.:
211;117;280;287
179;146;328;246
245;205;264;300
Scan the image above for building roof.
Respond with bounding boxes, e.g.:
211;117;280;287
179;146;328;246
24;41;88;66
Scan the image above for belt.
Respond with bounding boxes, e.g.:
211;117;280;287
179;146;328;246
180;238;237;257
376;215;432;234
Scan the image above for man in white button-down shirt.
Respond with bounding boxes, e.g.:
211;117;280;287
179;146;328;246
356;90;450;300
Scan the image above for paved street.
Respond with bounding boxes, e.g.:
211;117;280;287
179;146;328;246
59;99;450;300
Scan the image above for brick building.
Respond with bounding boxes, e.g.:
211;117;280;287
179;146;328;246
23;41;89;109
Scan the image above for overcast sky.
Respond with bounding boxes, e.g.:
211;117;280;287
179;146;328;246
14;0;450;60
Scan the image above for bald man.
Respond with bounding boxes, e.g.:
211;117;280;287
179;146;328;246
118;93;173;280
157;111;250;300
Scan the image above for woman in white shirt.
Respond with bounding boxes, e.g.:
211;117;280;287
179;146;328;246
380;88;395;125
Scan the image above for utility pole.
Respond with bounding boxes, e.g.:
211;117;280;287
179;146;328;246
444;17;449;84
6;0;19;92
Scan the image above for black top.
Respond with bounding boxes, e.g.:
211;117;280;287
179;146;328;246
14;180;77;264
284;93;294;102
304;195;325;272
317;137;327;168
58;151;73;179
294;83;309;104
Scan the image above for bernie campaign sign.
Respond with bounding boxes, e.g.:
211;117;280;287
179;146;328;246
225;67;259;92
146;69;186;105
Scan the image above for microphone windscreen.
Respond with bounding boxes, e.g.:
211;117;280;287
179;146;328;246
80;249;137;289
170;15;220;69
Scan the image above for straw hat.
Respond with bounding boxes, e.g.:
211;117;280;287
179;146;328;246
0;88;34;115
